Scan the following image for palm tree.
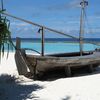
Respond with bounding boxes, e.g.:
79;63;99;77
0;0;14;60
0;15;13;60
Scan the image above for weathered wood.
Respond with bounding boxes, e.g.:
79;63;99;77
15;50;28;75
79;0;88;56
26;55;37;77
65;66;72;77
88;64;94;73
41;27;44;56
15;38;28;75
15;46;100;78
16;37;21;50
28;51;100;73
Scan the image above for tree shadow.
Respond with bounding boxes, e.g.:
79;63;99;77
62;96;71;100
0;74;43;100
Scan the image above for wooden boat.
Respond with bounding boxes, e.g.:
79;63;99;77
13;0;100;79
1;0;100;79
15;37;100;78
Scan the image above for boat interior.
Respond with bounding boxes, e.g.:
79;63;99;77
45;51;93;57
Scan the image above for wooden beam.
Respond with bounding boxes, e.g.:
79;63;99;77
2;12;100;46
2;12;78;40
16;37;21;50
15;38;28;75
88;64;94;73
41;27;45;56
65;66;72;77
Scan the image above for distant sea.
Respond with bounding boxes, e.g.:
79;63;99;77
12;38;100;42
11;38;100;54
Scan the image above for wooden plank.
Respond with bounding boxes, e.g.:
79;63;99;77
27;52;100;73
16;37;21;50
88;64;94;73
15;50;28;75
41;27;44;56
65;66;72;77
15;38;28;75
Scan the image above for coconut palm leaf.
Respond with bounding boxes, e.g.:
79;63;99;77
2;43;4;57
0;15;14;61
7;43;9;59
0;45;1;61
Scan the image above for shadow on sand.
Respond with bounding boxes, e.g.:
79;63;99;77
62;96;71;100
1;66;99;100
0;74;43;100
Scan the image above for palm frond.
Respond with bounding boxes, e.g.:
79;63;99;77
0;16;14;61
7;43;9;59
2;43;4;57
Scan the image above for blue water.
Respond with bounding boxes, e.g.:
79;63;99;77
20;41;99;54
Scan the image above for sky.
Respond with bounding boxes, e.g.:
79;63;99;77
1;0;100;38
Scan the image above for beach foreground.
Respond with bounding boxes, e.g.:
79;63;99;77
0;52;100;100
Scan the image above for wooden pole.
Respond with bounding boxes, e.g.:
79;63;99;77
15;37;28;75
79;0;88;56
41;27;45;56
16;37;21;50
2;12;78;40
65;66;72;77
79;7;84;56
2;5;99;46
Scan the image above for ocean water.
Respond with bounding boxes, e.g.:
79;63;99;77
20;41;99;54
5;38;100;54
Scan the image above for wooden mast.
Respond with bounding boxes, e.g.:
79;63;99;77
41;27;45;56
79;0;88;56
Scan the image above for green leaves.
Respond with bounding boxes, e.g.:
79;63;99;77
0;16;13;61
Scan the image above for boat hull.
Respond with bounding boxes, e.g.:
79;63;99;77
15;49;100;78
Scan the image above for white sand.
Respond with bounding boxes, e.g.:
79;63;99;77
0;52;100;100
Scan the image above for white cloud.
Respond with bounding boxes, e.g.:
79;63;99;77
11;22;30;27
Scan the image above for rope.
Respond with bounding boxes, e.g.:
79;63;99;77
84;8;94;35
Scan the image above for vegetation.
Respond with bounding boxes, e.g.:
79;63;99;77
0;15;13;60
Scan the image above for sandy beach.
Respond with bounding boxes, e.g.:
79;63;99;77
0;52;100;100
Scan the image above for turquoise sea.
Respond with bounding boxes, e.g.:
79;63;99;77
20;41;100;54
21;42;96;53
9;38;100;54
